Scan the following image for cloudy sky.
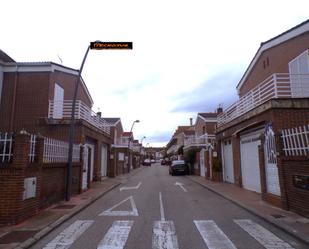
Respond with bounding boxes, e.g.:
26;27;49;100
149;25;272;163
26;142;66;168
1;0;308;146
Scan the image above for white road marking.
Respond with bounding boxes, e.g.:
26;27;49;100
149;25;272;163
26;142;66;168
153;192;179;249
174;182;187;192
152;221;179;249
234;219;295;249
194;220;237;249
99;196;138;216
120;182;142;191
97;220;134;249
43;220;94;249
159;192;165;221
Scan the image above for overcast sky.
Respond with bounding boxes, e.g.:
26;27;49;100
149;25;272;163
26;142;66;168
1;0;308;147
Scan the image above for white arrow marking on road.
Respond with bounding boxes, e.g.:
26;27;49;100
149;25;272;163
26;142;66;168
175;182;187;192
99;196;138;216
43;220;94;249
120;181;142;191
97;220;134;249
152;192;179;249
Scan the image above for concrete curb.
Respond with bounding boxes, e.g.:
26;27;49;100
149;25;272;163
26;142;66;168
17;182;121;249
186;176;309;246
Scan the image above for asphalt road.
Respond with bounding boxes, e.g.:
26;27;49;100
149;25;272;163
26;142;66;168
32;163;308;249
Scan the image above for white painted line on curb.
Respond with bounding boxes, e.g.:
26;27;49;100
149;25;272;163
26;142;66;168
174;182;187;192
234;219;295;249
99;196;138;216
43;220;94;249
120;182;142;191
159;192;165;221
194;220;237;249
97;220;134;249
152;221;179;249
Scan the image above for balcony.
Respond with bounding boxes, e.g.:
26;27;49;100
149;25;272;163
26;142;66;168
184;134;215;149
218;73;309;127
48;100;110;135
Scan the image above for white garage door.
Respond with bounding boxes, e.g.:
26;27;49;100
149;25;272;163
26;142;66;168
240;132;262;193
222;140;234;183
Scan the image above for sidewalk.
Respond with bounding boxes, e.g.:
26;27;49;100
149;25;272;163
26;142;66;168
186;175;309;246
0;167;144;249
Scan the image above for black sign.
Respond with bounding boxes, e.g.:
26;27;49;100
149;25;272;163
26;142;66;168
90;42;133;50
293;175;309;190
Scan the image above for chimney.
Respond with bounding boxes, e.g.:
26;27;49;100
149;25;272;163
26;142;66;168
96;111;102;117
217;104;223;113
190;117;193;126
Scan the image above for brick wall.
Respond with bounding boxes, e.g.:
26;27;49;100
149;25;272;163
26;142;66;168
280;158;309;217
0;133;82;226
40;163;81;209
239;32;309;96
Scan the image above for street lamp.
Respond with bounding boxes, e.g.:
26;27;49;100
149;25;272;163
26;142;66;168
140;136;146;145
66;41;133;201
128;120;139;172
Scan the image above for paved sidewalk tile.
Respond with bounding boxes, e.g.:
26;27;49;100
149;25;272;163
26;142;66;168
186;175;309;245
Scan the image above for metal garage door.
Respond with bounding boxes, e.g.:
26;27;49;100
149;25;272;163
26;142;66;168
222;140;234;183
240;132;262;193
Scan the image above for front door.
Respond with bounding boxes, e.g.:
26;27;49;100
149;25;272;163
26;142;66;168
101;144;108;177
264;125;281;196
199;149;206;177
222;140;234;183
82;144;94;190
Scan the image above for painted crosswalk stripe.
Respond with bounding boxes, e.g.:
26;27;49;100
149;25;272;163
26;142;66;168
43;220;94;249
194;220;237;249
234;219;295;249
152;221;179;249
97;220;134;249
152;192;179;249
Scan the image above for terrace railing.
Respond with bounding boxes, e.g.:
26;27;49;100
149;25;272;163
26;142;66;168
184;134;216;148
218;73;309;127
281;125;309;156
48;100;110;135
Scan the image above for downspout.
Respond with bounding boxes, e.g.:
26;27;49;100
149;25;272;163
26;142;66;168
9;63;18;132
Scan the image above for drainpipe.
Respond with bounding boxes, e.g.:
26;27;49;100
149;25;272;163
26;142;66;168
10;63;18;132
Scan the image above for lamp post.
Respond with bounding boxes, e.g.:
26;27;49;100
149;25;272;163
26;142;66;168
139;136;146;165
66;41;133;201
128;120;139;172
66;45;90;201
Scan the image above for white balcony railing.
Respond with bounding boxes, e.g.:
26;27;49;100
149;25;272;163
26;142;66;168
48;100;110;135
114;137;129;146
184;134;215;148
218;73;309;127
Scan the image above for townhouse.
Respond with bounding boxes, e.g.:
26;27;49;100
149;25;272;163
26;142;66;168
216;20;309;216
107;123;141;176
184;112;218;177
0;50;113;224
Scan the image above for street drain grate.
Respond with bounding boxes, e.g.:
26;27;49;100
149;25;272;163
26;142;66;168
0;230;38;244
53;204;76;209
271;214;285;219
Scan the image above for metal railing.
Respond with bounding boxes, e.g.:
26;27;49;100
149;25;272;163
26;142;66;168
281;125;309;156
184;134;216;147
48;100;110;135
114;137;129;146
43;137;80;163
218;73;309;127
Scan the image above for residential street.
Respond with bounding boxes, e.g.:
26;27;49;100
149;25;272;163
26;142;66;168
32;164;307;249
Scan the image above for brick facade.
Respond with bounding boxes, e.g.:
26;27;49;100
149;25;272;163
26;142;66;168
238;31;309;96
